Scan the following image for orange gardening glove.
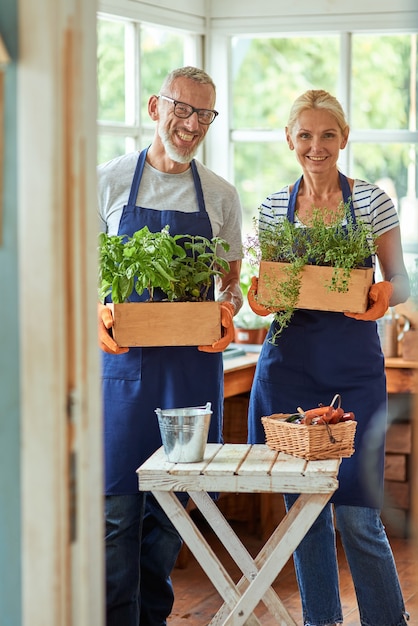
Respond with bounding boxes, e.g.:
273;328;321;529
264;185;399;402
98;303;129;355
198;302;235;353
344;281;394;321
247;276;274;317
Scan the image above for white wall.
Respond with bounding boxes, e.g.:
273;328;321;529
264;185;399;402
208;0;418;33
99;0;418;33
99;0;208;31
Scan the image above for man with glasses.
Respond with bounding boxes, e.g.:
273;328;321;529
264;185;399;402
97;66;243;626
158;94;219;125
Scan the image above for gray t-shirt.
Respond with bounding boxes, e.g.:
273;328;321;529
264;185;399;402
97;151;243;262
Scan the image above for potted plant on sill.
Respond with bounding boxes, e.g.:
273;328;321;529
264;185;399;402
245;200;377;342
98;225;230;347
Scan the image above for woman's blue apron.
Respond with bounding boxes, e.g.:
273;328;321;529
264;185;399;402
103;148;223;495
248;172;387;507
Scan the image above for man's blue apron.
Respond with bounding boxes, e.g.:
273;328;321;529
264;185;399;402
248;172;387;507
103;148;223;495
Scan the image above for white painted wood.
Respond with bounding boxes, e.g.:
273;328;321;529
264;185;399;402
221;493;332;625
208;0;418;33
237;444;279;473
98;0;418;32
139;471;338;493
190;491;295;625
18;0;103;625
152;491;247;612
205;31;231;180
98;0;207;32
210;0;415;18
140;445;338;625
203;442;252;474
137;444;340;494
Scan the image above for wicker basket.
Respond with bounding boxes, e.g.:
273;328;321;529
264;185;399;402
261;413;357;460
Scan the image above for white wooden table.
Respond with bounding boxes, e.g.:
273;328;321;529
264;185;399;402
137;443;340;626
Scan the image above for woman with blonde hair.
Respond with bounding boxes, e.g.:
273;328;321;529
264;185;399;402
247;89;410;626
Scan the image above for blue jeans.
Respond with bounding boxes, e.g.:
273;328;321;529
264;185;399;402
105;493;183;626
284;496;409;626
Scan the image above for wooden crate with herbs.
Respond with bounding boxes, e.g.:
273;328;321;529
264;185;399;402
258;261;373;314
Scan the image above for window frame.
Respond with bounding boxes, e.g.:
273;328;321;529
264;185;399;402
96;5;418;258
97;11;204;162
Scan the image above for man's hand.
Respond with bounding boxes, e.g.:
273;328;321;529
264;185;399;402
198;302;235;353
344;281;393;321
247;276;274;316
98;303;129;354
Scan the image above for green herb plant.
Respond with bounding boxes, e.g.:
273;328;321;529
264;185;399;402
99;225;230;304
245;199;377;342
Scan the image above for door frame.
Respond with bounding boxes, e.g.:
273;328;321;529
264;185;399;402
18;1;104;624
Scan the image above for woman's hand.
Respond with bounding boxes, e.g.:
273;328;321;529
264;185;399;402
247;276;274;316
344;282;393;321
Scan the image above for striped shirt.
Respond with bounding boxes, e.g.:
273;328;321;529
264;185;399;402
258;179;399;270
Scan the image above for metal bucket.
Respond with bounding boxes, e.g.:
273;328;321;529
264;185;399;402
155;402;212;463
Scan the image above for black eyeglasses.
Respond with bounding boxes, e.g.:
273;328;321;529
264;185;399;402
159;95;219;125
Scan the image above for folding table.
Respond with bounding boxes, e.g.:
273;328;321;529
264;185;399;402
137;443;340;626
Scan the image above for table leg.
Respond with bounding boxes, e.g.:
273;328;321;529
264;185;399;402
153;490;333;626
219;492;333;626
152;491;262;625
189;491;296;625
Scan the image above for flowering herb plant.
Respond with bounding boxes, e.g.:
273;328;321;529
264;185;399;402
244;200;377;341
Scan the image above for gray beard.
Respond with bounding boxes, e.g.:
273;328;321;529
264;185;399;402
158;126;199;164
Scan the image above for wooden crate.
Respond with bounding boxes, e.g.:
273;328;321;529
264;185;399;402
107;301;221;347
386;423;412;454
257;261;373;314
384;454;407;481
383;422;412;537
385;480;410;510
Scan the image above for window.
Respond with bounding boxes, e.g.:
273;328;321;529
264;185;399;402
97;15;200;164
231;32;418;272
96;18;417;273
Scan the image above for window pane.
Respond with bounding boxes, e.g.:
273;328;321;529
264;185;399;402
352;142;418;258
234;142;300;231
96;20;198;163
352;142;412;200
231;35;340;130
98;135;136;165
352;34;417;130
97;19;126;123
140;26;189;122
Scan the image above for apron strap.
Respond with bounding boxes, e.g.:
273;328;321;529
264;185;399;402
190;160;206;213
287;172;355;223
338;171;356;222
287;176;302;221
127;148;148;206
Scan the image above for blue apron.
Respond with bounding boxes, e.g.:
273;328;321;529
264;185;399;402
248;172;387;507
103;149;223;495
